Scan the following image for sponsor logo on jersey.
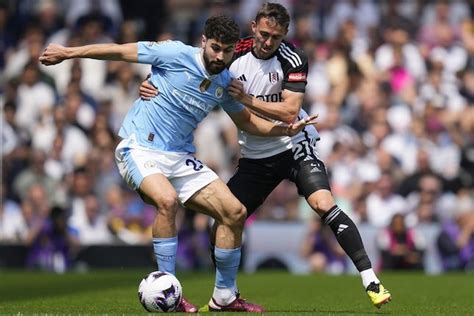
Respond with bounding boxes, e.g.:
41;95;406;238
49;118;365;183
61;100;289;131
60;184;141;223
288;72;306;82
269;72;279;84
199;79;212;92
215;87;224;98
172;89;212;117
250;92;282;102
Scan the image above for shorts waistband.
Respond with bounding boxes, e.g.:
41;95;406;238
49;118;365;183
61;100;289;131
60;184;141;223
241;149;292;163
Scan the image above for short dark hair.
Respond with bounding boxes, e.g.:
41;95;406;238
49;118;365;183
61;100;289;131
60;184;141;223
204;15;240;44
255;2;290;30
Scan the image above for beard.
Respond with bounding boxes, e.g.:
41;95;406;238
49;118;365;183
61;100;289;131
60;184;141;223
203;52;226;74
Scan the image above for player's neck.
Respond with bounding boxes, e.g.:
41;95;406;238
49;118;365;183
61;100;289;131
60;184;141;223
198;49;218;78
251;46;277;60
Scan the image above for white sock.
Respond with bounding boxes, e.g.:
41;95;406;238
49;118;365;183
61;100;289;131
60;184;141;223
360;268;380;288
212;287;237;306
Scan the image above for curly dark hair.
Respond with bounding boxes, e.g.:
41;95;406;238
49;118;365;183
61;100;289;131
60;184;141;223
255;2;290;30
204;15;240;44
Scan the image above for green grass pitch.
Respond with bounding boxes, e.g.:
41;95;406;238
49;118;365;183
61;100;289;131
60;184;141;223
1;269;473;315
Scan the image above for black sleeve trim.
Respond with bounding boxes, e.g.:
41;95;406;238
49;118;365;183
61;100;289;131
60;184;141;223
277;41;308;93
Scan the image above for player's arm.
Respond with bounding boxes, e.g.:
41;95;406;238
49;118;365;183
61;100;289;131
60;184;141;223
228;79;304;124
227;107;317;137
39;43;138;66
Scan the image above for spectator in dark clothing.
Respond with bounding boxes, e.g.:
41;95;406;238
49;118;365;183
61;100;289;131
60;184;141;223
377;213;425;270
398;148;446;197
26;206;79;273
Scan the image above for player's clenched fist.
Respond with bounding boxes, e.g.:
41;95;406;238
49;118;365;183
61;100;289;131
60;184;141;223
39;44;69;66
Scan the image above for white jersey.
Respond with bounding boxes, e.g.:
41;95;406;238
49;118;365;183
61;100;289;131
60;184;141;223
229;38;320;159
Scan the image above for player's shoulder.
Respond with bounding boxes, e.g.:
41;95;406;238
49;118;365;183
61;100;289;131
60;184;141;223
167;40;194;52
142;39;180;47
278;40;306;56
146;40;193;51
141;39;192;55
276;40;308;68
234;37;254;57
167;40;200;59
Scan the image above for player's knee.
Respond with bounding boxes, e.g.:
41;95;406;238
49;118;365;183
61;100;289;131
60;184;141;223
153;194;179;214
317;200;336;215
308;190;335;215
223;202;246;227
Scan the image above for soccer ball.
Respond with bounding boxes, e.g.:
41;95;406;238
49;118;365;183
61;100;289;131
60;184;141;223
138;271;182;312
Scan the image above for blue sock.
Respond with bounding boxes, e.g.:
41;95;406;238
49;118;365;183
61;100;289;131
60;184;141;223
153;237;177;275
214;247;241;288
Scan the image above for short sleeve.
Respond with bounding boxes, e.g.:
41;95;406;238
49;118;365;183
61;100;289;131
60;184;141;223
283;63;308;92
137;40;185;66
278;42;308;93
221;99;244;113
218;70;245;113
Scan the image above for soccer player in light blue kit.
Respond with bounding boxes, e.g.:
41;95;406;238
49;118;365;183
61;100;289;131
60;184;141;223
39;15;317;313
140;4;392;311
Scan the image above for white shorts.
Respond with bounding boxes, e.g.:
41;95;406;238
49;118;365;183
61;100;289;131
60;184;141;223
115;137;219;203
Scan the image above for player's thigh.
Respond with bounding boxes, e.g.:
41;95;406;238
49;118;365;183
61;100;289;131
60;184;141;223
227;157;284;217
289;153;332;200
139;173;178;209
115;139;177;208
184;178;245;224
169;155;220;205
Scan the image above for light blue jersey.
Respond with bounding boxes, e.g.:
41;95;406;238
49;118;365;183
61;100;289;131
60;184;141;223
118;40;244;153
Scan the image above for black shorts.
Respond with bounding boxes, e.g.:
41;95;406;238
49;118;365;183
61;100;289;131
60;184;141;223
227;139;331;216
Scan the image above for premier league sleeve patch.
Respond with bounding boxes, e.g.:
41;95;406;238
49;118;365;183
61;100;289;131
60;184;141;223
288;72;306;82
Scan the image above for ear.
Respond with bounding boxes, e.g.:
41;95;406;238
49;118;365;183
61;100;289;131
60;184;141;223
251;21;257;34
201;35;206;48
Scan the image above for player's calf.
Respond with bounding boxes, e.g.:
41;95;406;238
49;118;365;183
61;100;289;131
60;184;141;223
321;205;372;272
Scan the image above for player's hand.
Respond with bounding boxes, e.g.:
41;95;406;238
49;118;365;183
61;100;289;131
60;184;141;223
228;79;245;102
286;114;319;136
39;44;69;66
139;79;159;100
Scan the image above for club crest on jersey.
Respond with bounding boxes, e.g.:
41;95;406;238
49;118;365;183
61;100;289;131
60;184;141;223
269;72;279;84
199;79;212;92
215;87;224;98
144;160;158;169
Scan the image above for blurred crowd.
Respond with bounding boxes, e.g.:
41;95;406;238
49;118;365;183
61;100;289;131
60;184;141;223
0;0;473;273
